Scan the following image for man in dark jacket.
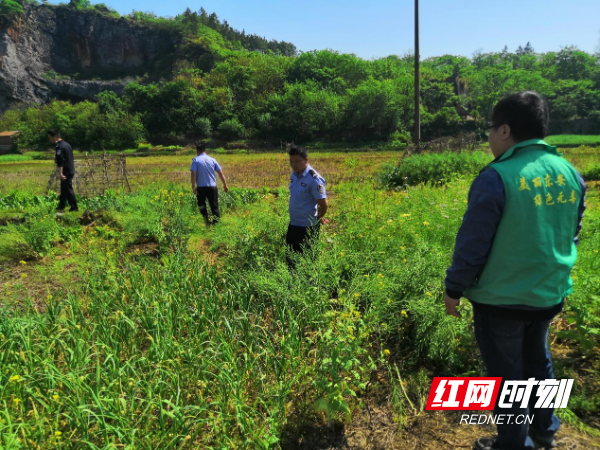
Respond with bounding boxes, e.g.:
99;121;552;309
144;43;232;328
48;129;78;212
444;92;585;450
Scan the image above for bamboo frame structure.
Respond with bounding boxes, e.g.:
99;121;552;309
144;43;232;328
47;153;131;196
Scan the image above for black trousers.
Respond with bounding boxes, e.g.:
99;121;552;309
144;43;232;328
58;177;78;211
285;223;320;266
196;187;220;222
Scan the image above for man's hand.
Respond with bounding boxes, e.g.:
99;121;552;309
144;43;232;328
60;174;67;180
193;187;197;195
444;294;462;318
224;185;230;193
320;217;329;225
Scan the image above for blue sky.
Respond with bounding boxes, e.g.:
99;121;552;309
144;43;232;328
50;0;600;59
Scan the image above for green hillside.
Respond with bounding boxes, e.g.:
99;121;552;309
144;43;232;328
1;3;599;148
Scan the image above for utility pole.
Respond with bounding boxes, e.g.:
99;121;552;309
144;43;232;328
414;0;420;148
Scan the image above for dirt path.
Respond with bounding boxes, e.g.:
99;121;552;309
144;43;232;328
281;400;599;449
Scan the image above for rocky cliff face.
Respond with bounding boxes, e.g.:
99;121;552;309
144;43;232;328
0;4;180;111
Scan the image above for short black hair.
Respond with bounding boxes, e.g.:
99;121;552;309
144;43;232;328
288;144;308;159
48;129;60;137
490;91;549;141
195;141;206;153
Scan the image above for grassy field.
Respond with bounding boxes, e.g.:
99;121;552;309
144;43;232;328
0;155;33;163
0;151;401;195
546;135;600;146
0;148;599;448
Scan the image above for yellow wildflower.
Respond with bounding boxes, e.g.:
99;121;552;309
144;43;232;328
383;349;391;356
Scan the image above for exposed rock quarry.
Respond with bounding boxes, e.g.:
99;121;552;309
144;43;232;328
0;4;180;111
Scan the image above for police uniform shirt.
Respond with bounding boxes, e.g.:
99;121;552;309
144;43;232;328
190;153;222;187
55;140;75;178
289;164;327;227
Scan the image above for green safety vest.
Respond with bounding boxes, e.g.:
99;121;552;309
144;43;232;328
465;139;582;308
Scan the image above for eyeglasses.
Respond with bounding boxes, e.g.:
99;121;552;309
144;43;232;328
483;123;503;136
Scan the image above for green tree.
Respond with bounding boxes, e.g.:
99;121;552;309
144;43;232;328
342;77;412;140
193;117;212;137
69;0;91;9
217;118;245;140
554;47;598;81
288;50;371;91
0;0;24;17
461;66;552;120
265;80;341;141
97;91;126;116
548;80;600;121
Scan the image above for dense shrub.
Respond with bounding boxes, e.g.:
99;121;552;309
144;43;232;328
219;187;264;210
23;216;60;255
0;230;34;263
582;164;600;181
217;118;246;140
193;117;212;137
0;100;144;150
0;154;32;162
0;192;57;209
378;151;492;187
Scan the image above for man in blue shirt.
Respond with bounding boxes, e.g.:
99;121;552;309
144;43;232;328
286;144;328;266
190;142;229;225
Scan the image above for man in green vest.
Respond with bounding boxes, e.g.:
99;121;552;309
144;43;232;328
444;92;586;450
